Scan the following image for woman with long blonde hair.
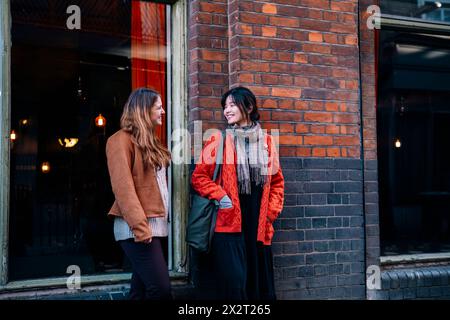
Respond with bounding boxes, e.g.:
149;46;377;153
106;87;171;300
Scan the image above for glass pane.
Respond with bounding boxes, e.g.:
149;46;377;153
381;0;450;23
377;30;450;255
9;0;169;280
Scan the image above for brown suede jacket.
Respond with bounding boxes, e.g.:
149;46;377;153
106;129;165;242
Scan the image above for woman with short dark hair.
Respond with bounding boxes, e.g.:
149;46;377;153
191;86;285;300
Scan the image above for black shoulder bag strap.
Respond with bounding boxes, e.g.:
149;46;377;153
208;130;225;252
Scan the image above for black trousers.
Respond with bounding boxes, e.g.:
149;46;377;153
119;237;172;300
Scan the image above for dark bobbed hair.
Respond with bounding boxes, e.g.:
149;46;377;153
221;86;260;123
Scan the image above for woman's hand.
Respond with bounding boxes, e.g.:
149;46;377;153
142;237;153;244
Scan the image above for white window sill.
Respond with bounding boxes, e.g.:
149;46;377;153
381;252;450;265
0;271;188;293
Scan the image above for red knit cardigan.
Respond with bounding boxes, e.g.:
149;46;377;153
191;130;284;245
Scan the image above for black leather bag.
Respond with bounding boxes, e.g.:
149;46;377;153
186;131;225;253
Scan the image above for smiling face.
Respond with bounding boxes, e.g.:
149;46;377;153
223;95;250;127
150;96;164;126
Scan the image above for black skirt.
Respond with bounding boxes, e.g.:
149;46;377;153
191;181;276;300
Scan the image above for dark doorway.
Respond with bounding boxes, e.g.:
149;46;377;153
377;30;450;255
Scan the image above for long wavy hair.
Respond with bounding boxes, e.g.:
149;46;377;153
120;87;171;170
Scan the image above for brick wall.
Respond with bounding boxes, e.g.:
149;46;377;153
189;0;361;157
188;0;365;299
188;0;229;132
227;0;361;159
273;158;365;299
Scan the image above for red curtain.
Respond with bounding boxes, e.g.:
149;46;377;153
131;1;167;147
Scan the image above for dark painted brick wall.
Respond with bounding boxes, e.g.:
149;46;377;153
370;266;450;300
273;157;365;299
364;160;380;268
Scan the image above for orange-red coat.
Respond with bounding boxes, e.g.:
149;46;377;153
191;130;284;245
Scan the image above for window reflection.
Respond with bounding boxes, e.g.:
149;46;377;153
378;30;450;255
9;0;168;280
381;0;450;23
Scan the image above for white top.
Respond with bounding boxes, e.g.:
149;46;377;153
113;166;169;241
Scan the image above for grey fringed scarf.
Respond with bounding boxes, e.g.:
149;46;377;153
228;122;269;194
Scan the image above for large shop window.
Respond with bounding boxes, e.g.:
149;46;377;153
377;30;450;255
381;0;450;23
9;0;169;280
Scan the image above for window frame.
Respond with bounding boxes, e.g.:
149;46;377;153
380;14;450;34
0;0;188;289
377;14;450;263
380;0;450;26
0;0;11;287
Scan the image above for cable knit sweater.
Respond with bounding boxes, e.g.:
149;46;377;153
114;166;169;240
